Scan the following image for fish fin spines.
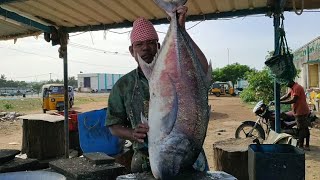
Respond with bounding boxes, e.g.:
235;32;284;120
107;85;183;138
206;61;213;89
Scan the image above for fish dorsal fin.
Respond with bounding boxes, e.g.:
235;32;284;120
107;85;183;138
137;53;156;80
153;0;187;15
206;61;213;89
160;74;178;135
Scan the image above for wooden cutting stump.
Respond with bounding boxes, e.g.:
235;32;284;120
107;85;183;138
20;114;65;160
213;137;256;180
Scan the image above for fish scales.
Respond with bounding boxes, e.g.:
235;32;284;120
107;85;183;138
137;0;211;179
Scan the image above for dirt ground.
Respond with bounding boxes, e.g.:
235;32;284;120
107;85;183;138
0;95;319;179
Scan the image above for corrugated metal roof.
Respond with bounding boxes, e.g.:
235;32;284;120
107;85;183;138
0;0;320;40
0;18;40;40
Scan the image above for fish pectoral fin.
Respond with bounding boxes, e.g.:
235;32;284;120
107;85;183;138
137;54;155;80
161;79;178;135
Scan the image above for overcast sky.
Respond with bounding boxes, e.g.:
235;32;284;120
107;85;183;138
0;10;319;82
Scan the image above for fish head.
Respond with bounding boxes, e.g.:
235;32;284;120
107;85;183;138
129;39;160;64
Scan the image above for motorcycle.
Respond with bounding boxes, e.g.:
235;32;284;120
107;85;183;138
235;100;317;140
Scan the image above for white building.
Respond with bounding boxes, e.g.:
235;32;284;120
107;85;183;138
293;36;320;90
77;73;124;92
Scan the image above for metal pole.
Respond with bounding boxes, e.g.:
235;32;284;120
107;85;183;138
63;48;69;158
273;0;285;133
59;31;69;158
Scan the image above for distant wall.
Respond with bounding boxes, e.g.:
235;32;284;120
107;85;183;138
293;37;320;89
77;73;124;92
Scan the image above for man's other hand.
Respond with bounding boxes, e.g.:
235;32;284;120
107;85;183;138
176;5;187;29
132;123;149;143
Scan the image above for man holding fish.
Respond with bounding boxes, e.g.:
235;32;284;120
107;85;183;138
106;0;210;178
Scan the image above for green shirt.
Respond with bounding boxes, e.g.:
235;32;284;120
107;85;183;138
106;68;149;151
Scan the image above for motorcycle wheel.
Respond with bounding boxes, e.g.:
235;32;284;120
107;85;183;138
235;123;266;140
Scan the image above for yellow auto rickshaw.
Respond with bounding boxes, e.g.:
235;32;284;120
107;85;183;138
209;81;235;97
41;84;74;113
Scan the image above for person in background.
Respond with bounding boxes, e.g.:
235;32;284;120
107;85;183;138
105;5;209;172
280;80;310;151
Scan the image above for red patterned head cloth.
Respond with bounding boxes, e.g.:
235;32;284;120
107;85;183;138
130;17;159;44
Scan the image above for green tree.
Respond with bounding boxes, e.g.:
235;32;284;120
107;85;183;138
212;68;225;82
31;82;44;94
68;76;78;87
240;68;274;103
240;68;289;102
0;74;6;87
212;63;254;87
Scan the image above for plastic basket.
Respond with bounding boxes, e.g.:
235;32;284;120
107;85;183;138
265;53;297;83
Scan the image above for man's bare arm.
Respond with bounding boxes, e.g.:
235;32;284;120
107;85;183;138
280;92;291;101
109;124;149;143
281;95;298;104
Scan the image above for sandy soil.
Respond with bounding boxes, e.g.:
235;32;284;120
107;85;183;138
0;95;319;179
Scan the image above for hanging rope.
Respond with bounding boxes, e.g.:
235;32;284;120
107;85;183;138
292;0;304;15
265;13;297;84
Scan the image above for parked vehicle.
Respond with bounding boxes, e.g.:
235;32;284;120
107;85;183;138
209;81;235;97
235;100;317;140
0;92;14;97
41;84;74;113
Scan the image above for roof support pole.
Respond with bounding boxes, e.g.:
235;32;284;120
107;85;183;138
273;0;286;133
58;30;70;158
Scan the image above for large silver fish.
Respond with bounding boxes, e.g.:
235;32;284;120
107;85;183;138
138;0;211;179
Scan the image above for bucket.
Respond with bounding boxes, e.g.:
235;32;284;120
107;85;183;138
56;110;79;132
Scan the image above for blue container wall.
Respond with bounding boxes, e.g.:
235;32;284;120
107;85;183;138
77;108;123;156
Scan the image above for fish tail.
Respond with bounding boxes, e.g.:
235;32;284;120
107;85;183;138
153;0;187;16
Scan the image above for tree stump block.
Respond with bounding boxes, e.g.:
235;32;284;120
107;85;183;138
20;114;65;160
213;138;256;180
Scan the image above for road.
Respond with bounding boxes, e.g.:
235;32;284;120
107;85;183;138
0;95;319;179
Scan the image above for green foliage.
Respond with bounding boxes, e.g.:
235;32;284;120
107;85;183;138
0;99;41;112
240;68;275;103
239;89;256;102
31;82;43;94
212;63;254;87
0;74;29;88
0;96;107;113
240;67;289;103
3;103;13;110
68;76;78;87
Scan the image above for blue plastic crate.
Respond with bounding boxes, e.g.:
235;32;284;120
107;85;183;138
78;108;123;156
